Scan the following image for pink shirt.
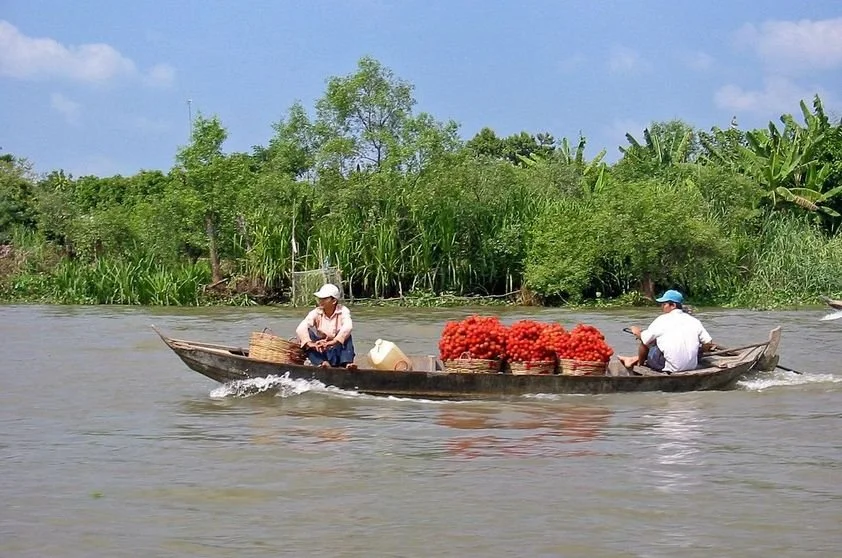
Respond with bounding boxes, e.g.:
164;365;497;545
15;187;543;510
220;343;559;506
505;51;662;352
296;304;353;345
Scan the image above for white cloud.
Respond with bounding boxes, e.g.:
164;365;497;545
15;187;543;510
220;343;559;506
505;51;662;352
736;17;842;71
50;92;81;125
0;20;175;86
607;46;649;74
714;76;829;114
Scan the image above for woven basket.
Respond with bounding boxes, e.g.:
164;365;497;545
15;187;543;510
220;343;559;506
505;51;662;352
249;331;305;365
558;358;607;376
444;357;501;374
509;360;556;375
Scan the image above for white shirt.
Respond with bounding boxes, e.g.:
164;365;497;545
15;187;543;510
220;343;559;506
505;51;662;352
640;309;712;372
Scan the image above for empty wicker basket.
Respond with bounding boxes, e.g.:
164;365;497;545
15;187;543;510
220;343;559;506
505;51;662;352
249;331;305;365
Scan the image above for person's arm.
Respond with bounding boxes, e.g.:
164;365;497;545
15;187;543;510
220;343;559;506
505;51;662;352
699;323;715;351
296;309;318;347
332;307;353;345
636;339;649;366
637;322;661;366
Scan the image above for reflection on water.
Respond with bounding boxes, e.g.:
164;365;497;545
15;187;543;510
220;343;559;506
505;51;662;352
646;400;706;494
436;404;612;459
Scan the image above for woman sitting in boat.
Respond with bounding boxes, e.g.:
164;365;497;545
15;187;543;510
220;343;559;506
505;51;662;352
619;289;716;373
295;283;357;369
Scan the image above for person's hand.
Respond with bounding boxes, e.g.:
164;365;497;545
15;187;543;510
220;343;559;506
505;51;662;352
630;326;642;338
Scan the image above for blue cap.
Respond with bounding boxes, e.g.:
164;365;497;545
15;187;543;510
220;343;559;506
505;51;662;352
655;289;684;304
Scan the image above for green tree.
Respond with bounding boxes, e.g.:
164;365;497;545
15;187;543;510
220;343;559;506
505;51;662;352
0;154;37;242
174;115;253;283
263;101;318;179
466;127;505;159
313;56;458;175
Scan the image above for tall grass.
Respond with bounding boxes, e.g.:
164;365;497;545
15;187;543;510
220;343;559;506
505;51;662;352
734;214;842;306
41;257;211;305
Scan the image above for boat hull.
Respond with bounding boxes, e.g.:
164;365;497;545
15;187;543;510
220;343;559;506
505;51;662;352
158;330;774;398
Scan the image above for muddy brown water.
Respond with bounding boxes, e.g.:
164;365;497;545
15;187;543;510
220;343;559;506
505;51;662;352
1;304;841;557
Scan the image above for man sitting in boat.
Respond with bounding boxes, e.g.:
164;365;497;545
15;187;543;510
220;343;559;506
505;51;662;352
619;289;716;373
295;283;357;369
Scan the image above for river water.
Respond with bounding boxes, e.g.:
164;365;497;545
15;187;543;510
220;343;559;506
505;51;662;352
1;304;841;557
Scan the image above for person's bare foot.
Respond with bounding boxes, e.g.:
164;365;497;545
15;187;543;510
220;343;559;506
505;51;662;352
345;363;358;370
319;361;330;368
619;355;638;369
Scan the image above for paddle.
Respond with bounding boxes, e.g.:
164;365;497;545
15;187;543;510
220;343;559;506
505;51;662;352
773;363;803;375
703;342;769;357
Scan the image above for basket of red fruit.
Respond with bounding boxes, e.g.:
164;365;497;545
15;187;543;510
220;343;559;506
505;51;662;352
438;315;507;374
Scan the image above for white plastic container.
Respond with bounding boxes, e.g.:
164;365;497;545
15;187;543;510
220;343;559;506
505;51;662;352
369;339;413;371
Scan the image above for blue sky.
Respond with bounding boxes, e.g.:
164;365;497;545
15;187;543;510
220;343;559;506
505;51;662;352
2;1;841;177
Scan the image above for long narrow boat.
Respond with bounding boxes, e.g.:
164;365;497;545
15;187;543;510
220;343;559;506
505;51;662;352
155;326;782;398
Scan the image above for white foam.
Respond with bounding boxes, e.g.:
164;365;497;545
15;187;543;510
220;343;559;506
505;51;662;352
820;310;842;321
737;370;841;391
209;373;330;398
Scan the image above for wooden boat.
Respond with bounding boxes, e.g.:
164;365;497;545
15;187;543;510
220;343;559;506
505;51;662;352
155;326;782;398
820;295;842;310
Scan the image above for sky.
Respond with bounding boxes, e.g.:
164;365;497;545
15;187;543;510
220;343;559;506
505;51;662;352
2;1;841;177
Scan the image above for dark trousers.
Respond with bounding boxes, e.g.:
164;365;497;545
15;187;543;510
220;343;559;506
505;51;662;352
647;346;666;371
305;327;356;367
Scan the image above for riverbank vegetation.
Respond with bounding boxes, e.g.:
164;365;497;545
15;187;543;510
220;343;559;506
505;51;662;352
2;56;842;308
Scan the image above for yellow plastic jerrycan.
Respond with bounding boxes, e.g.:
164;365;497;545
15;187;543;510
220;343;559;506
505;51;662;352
369;339;413;371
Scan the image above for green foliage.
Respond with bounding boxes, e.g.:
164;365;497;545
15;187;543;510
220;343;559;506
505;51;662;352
263;101;318;178
703;96;842;224
525;178;726;302
0;154;38;242
466;128;557;166
734;214;842;307
173;115;257;281
70;171;169;211
315;56;416;173
616;120;698;180
312;56;459;176
3;60;842;308
43;258;210;305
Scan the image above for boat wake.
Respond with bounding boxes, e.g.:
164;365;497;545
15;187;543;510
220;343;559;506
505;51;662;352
820;310;842;321
737;370;841;391
210;373;339;399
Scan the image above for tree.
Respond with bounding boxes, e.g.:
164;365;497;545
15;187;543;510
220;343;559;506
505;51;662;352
466;127;505;159
264;101;318;179
174;115;252;283
313;56;458;175
0;154;37;242
502;131;555;165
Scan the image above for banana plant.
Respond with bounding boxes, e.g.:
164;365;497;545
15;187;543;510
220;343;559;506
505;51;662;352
620;121;695;166
518;134;607;196
738;96;838;216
